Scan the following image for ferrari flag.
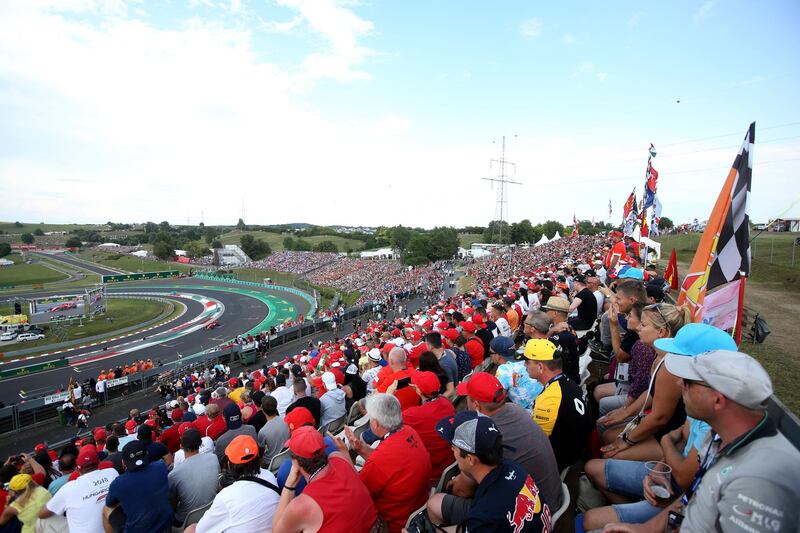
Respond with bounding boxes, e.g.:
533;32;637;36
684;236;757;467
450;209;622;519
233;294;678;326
678;123;754;320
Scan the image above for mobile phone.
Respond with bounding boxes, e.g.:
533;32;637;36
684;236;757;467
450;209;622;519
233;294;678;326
396;377;412;390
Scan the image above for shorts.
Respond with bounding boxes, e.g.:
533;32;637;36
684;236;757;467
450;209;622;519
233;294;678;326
604;459;648;499
612;500;662;524
441;495;473;525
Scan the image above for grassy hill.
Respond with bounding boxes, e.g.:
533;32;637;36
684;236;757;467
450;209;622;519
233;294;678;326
219;230;365;253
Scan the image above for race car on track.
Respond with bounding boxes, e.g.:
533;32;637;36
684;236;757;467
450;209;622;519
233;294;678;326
50;301;77;312
204;320;220;330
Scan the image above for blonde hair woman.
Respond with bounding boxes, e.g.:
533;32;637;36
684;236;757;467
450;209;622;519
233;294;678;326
0;473;51;533
599;303;692;461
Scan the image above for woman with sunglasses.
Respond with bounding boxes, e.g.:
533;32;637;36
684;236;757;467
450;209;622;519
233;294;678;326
599;303;691;461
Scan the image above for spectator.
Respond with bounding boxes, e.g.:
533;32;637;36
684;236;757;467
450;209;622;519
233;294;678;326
522;339;593;470
104;436;124;474
271;375;294;417
540;297;581;383
489;336;543;411
168;429;219;528
286;380;322;428
422;411;550;532
276;408;337;494
158;407;184;454
417;352;451;397
342;393;431;533
257;396;290;465
187;435;279;533
238;390;257;422
603;350;800;533
455;371;562;510
318;372;346;430
214;404;257;465
424;332;458;398
103;440;173;533
567;274;598;330
46;454;75;496
489;302;512;337
0;474;51;533
173;422;215;465
401;371;456;480
135;425;170;463
459;321;485;369
39;445;118;533
204;404;227;441
273;426;379;532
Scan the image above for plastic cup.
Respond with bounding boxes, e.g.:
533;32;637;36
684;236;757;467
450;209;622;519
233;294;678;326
645;461;673;503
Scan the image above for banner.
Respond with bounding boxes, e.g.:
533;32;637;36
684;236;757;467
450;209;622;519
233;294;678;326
44;391;71;405
702;279;742;331
106;376;129;389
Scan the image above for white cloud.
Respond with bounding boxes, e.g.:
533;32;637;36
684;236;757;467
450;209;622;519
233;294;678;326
693;1;714;23
520;18;542;38
562;32;576;45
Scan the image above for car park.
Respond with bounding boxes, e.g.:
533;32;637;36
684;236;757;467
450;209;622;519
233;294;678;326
17;333;45;342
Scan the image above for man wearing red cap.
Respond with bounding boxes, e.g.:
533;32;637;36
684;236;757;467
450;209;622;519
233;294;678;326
405;330;426;369
605;231;627;271
272;426;378;533
158;408;185;454
40;445;118;533
402;371;456;480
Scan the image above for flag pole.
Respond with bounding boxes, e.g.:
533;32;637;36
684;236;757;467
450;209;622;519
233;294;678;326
734;272;746;346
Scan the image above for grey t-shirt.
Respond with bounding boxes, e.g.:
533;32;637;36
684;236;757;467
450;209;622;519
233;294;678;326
257;417;290;464
439;350;459;386
683;428;800;533
319;388;346;429
490;402;563;510
214;425;258;465
168;452;220;522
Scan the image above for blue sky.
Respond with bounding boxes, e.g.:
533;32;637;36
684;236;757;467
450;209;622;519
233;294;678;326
0;0;798;228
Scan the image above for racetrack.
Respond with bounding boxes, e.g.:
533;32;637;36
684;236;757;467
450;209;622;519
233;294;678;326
0;276;312;405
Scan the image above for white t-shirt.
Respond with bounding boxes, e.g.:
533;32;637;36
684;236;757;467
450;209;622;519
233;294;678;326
593;290;606;314
46;467;119;533
494;317;512;338
196;469;279;533
361;366;382;393
173;436;216;465
270;386;294;417
95;380;106;394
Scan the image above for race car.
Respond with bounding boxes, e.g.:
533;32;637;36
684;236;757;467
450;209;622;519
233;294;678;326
204;320;220;330
50;301;77;312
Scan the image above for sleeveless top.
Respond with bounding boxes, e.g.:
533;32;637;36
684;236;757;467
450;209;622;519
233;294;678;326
302;456;378;533
649;359;687;441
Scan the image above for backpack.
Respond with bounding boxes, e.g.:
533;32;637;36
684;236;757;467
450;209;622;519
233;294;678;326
448;347;472;382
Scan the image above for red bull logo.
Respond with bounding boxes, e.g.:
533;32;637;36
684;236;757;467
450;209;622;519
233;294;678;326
507;476;545;533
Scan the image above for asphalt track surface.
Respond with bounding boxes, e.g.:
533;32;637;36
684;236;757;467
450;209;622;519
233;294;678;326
0;276;311;405
33;252;126;277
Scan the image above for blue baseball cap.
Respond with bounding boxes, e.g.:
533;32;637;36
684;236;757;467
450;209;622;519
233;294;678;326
654;323;737;356
617;266;644;280
436;411;501;455
489;336;516;359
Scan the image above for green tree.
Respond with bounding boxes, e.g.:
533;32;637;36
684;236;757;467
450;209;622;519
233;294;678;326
211;239;223;249
389;226;413;252
283;236;294;250
144;221;158;234
159;221;171;232
428;227;459;260
294;239;311;251
658;217;674;231
33;228;44;236
313;240;338;253
153;241;174;260
64;237;82;248
510;219;536;244
483;220;511;244
20;233;34;244
405;234;432;265
237;218;246;230
14;221;23;228
0;243;10;257
540;220;565;240
204;227;219;244
152;231;175;247
185;241;210;258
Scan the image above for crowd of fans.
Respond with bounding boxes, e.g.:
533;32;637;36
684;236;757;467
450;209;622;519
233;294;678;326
2;233;797;533
244;252;338;275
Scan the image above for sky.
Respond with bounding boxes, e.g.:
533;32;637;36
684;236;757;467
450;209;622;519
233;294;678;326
1;0;799;229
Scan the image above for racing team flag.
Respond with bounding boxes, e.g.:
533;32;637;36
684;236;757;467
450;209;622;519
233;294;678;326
678;122;754;321
665;248;679;290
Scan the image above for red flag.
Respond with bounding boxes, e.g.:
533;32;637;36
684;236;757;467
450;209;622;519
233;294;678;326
622;190;635;219
572;215;579;237
665;248;679;290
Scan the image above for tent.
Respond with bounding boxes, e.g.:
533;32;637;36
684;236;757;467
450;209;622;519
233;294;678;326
131;250;148;258
631;227;662;259
534;234;550;247
550;232;561;241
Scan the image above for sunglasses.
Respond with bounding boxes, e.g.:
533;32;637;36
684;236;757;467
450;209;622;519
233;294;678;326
644;303;669;327
682;379;712;390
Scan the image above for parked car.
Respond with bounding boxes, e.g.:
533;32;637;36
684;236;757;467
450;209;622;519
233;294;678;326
17;333;45;342
24;326;44;334
0;332;18;341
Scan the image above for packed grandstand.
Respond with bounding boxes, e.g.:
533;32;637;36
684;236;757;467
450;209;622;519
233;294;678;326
1;233;797;533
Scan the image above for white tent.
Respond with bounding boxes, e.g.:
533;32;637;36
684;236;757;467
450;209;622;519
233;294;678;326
131;250;148;258
631;226;662;259
534;234;550;247
550;232;561;241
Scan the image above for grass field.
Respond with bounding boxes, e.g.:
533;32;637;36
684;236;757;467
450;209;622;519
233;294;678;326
219;230;365;253
458;233;483;249
75;251;194;274
0;298;171;355
0;261;69;287
655;232;800;414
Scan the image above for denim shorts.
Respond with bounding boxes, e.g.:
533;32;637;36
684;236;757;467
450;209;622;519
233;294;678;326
604;459;648;499
612;500;662;524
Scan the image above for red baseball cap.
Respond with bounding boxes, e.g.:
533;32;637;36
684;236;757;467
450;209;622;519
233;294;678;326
422;320;433;329
93;428;107;441
171;408;184;421
471;314;485;326
459;321;477;334
177;422;195;437
125;419;137;434
410;331;423;342
411;371;441;396
442;329;459;342
285;426;325;459
455;372;506;403
284;407;315;431
34;443;47;454
77;445;99;469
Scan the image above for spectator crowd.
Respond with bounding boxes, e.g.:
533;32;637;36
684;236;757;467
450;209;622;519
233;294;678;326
2;233;797;533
